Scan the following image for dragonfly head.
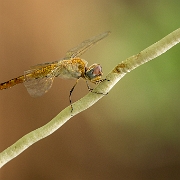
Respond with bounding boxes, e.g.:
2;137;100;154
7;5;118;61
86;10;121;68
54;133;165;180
85;64;103;83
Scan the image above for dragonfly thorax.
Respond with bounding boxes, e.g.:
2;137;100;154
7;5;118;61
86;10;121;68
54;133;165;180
55;58;87;79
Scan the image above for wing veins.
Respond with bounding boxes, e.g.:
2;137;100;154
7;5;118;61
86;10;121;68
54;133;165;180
65;31;111;59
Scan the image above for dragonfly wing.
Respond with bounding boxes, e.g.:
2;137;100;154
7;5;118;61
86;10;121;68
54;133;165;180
24;64;56;97
64;31;111;59
30;62;52;70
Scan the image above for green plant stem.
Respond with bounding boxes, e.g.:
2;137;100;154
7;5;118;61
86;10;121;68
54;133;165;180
1;28;180;168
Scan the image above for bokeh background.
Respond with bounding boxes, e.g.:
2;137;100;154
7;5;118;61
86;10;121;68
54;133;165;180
1;0;180;179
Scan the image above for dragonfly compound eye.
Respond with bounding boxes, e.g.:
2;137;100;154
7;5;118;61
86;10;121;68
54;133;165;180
85;64;103;83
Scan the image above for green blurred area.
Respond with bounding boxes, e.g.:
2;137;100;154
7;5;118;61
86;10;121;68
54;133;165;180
1;0;180;179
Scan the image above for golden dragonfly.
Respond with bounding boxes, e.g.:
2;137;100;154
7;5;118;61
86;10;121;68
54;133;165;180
0;31;110;106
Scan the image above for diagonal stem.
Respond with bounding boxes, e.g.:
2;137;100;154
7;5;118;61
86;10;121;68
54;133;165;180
1;28;180;168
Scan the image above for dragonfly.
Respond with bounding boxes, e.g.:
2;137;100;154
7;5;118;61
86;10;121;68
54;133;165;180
0;31;110;109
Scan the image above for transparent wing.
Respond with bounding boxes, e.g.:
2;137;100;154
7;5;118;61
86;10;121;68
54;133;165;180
30;62;52;69
24;63;57;97
64;31;111;59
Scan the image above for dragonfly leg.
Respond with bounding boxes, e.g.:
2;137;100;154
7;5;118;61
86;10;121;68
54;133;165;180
86;80;93;92
86;80;109;95
69;79;79;112
97;78;110;83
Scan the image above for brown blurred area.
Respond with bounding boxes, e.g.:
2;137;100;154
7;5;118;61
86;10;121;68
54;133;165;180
1;0;180;179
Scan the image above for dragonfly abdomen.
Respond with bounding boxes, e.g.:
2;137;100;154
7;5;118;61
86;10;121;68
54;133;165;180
0;75;25;90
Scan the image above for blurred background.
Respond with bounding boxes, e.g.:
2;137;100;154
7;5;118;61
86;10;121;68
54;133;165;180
1;0;180;179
